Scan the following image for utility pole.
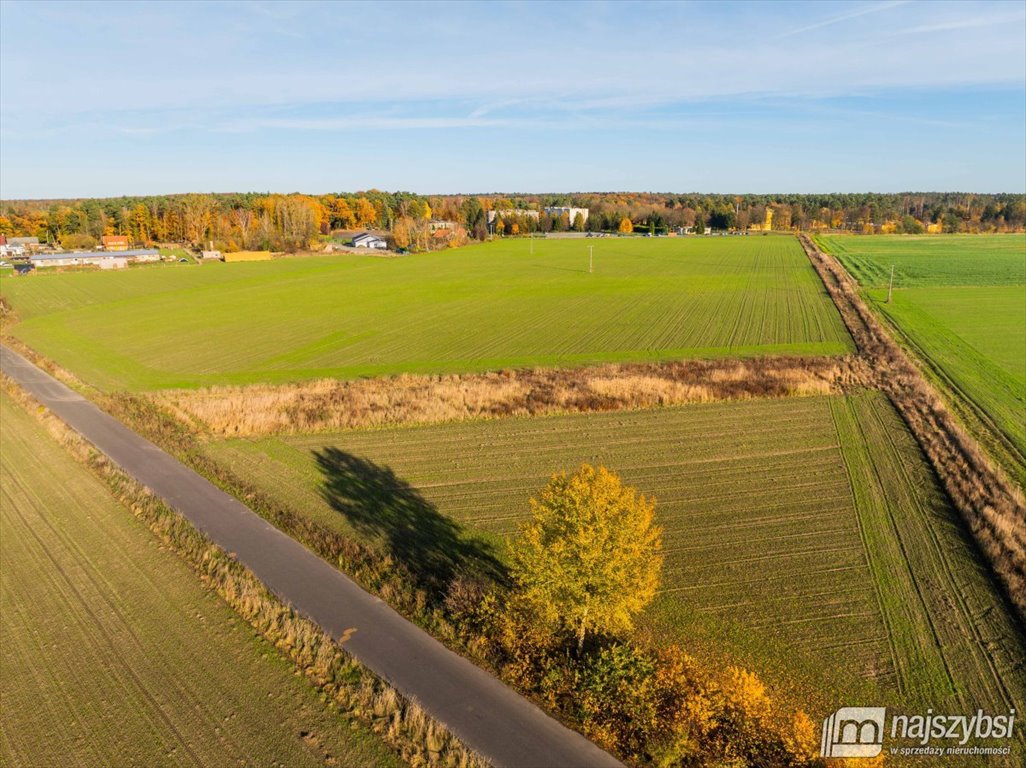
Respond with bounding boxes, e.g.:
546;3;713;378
888;264;895;303
588;245;593;273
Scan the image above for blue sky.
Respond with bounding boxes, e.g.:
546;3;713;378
1;0;1024;198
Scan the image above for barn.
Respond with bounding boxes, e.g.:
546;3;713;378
351;233;387;250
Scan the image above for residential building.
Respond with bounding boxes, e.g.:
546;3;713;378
486;209;540;224
7;236;40;250
543;207;589;225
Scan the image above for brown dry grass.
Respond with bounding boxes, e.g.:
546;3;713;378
800;234;1026;618
151;355;869;438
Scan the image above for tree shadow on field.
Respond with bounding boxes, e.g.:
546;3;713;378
314;447;506;593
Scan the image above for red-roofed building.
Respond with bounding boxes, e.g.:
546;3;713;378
102;235;130;251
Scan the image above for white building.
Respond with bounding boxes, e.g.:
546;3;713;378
543;207;589;225
486;209;540;224
30;248;160;269
352;233;387;250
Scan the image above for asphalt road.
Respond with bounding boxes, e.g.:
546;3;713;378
0;345;623;768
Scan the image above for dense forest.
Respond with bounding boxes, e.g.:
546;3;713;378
2;191;1023;252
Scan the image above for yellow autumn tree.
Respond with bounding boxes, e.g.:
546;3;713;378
618;217;634;233
354;197;377;227
509;464;662;652
392;216;412;249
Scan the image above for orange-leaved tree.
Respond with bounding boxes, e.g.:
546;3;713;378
509;464;662;653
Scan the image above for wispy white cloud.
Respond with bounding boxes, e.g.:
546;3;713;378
216;115;516;132
774;0;909;39
1;0;1024;196
900;10;1026;36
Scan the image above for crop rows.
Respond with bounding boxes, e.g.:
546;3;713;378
818;234;1026;487
204;397;1005;721
0;395;398;768
831;394;1023;714
2;236;851;390
818;234;1026;288
206;394;1025;718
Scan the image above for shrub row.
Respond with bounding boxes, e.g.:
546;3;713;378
800;235;1026;619
445;583;821;767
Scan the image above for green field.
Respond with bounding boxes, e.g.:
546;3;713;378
206;394;1026;729
819;234;1026;485
0;236;851;390
0;394;400;768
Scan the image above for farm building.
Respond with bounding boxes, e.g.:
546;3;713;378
29;249;158;268
30;251;140;269
352;233;387;249
101;235;131;251
224;250;273;262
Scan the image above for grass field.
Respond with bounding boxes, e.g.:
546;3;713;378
0;236;851;390
206;394;1026;730
0;394;400;768
818;234;1026;486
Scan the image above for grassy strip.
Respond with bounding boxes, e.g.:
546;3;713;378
800;234;1026;620
1;376;487;768
151;354;868;438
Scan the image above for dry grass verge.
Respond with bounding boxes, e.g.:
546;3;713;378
152;355;869;437
800;234;1026;619
1;376;488;768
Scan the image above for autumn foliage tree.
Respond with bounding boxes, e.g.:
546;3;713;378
618;217;634;233
509;464;662;652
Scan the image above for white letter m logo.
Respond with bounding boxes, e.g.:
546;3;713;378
821;706;886;758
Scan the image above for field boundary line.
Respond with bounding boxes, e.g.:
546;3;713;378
870;299;1026;485
865;393;1017;712
799;234;1026;621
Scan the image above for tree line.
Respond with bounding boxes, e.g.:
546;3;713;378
2;191;1022;253
0;191;434;252
445;191;1026;236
